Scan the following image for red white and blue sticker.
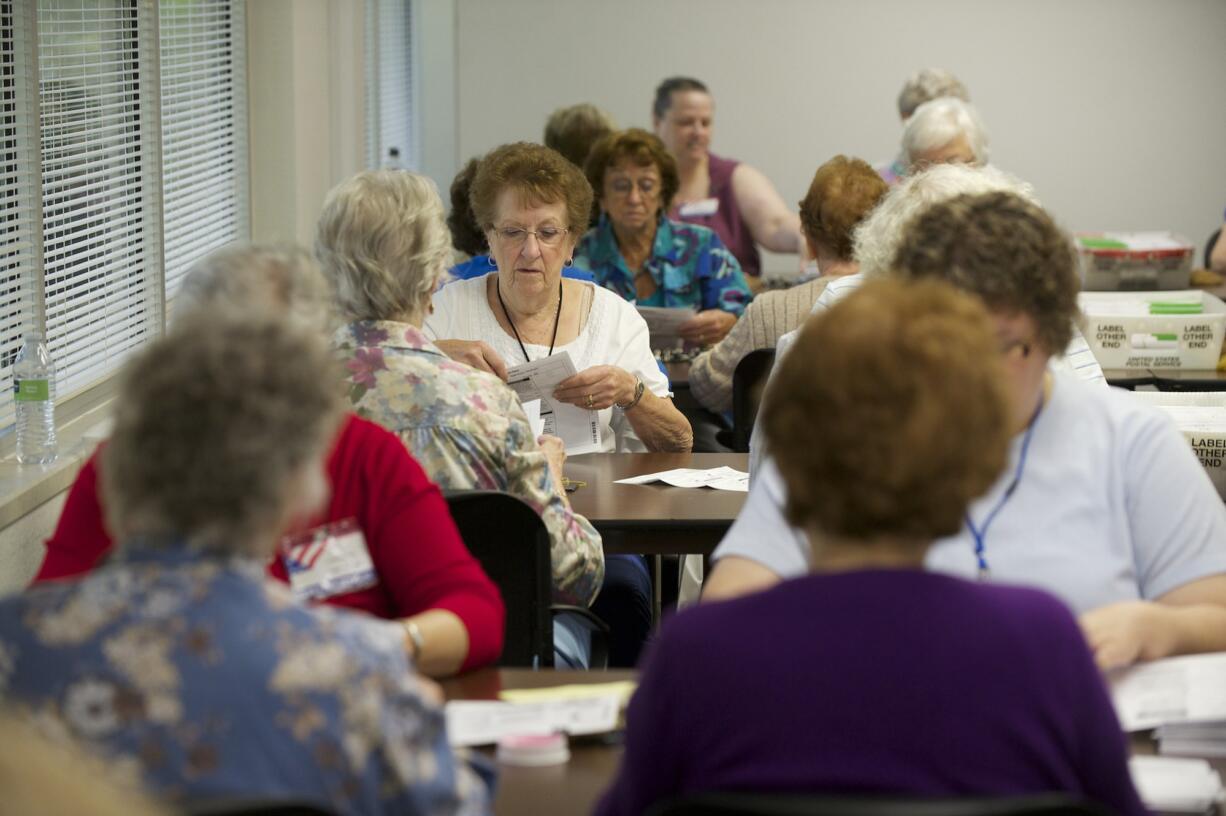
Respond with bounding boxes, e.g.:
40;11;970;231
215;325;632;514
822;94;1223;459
280;518;377;601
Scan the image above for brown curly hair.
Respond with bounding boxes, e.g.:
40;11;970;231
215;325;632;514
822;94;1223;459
543;103;617;170
798;155;889;261
763;279;1011;542
890;191;1079;355
584;128;680;211
470;142;593;235
446;158;488;256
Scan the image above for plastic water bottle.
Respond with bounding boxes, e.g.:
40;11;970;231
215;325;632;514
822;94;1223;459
13;331;57;465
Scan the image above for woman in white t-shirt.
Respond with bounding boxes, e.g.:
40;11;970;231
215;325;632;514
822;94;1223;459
705;191;1226;670
426;141;691;454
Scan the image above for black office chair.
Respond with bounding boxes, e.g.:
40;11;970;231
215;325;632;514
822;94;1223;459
443;489;609;668
647;792;1111;816
729;348;776;452
1205;227;1221;269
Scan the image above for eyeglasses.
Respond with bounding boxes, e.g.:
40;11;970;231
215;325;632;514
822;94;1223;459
608;178;659;198
492;226;570;248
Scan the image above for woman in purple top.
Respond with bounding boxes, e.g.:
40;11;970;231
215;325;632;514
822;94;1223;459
652;77;801;281
596;279;1147;816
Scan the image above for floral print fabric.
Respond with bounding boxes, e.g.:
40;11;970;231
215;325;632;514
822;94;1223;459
0;544;491;815
334;320;604;606
575;215;752;315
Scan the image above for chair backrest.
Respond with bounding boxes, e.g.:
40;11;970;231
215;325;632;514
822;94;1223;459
1206;227;1221;269
443;489;553;667
647;792;1111;816
730;348;777;452
182;798;337;816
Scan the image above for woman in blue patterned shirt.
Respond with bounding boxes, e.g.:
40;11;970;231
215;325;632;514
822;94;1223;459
575;129;752;347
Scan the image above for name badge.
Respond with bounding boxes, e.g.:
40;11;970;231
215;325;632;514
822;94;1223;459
678;197;719;218
280;518;377;601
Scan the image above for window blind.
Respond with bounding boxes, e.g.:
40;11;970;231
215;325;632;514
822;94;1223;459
0;0;38;430
37;0;163;397
158;0;247;309
364;0;416;170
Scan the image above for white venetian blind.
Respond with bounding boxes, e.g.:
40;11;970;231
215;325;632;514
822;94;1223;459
38;0;162;397
158;0;247;308
364;0;416;170
0;0;38;430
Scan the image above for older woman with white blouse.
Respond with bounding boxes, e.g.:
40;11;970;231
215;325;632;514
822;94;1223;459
427;141;692;454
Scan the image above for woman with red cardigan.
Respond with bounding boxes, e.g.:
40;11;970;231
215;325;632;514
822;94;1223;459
33;246;504;677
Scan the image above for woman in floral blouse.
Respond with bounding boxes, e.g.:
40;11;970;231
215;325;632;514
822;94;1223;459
576;129;752;348
317;169;608;665
0;310;491;815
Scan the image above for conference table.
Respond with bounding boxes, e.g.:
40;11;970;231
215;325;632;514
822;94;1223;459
564;451;748;557
446;668;1226;816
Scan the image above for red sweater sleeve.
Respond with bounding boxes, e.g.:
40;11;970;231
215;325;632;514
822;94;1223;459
338;417;506;672
31;447;115;584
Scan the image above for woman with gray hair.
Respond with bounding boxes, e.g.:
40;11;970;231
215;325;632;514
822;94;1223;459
1;310;491;813
33;244;505;678
901;97;990;172
317;168;608;666
878;67;972;184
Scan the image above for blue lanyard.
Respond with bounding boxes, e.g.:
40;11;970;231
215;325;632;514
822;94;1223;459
965;392;1045;580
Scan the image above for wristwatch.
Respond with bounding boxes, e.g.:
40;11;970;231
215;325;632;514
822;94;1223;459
616;377;646;411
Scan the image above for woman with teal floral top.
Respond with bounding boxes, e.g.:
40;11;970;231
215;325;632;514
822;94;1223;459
575;129;752;347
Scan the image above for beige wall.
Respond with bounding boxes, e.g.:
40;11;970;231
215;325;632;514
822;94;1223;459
449;0;1226;275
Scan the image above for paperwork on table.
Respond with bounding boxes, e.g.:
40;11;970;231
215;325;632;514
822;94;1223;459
1109;652;1226;732
445;681;635;747
615;466;749;492
1129;756;1224;813
637;306;696;351
506;351;601;454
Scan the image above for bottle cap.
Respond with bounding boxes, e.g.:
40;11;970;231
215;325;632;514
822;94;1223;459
495;731;569;766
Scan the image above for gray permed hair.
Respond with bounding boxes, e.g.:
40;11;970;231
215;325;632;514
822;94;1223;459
175;243;333;333
897;68;970;119
902;97;990;170
853;163;1039;280
315;169;452;322
101;310;344;555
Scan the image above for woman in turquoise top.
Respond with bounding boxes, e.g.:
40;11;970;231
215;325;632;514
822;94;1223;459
575;129;751;347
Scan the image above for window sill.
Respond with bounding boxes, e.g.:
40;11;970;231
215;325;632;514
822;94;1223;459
0;380;116;530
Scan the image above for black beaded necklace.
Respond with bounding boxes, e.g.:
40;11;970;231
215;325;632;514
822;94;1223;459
497;280;563;363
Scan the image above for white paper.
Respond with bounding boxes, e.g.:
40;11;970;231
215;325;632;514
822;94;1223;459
677;197;719;218
1110;652;1226;731
636;306;697;351
506;352;601;455
445;695;621;747
615;466;749;493
1152;405;1226;435
1129;756;1224;813
521;399;544;439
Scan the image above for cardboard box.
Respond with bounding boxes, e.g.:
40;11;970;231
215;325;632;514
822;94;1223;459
1129;391;1226;499
1079;290;1226;369
1077;232;1194;291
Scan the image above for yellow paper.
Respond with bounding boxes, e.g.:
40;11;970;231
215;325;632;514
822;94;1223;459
499;681;637;706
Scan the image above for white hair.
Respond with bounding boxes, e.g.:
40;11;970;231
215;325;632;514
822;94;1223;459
897;68;970;119
175;243;333;334
853;164;1039;279
315;169;452;323
901;97;990;170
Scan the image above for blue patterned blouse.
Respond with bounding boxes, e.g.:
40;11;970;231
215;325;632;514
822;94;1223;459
575;215;752;315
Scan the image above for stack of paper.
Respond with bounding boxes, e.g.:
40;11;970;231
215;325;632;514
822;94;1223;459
1129;756;1224;813
1109;652;1226;733
445;681;636;748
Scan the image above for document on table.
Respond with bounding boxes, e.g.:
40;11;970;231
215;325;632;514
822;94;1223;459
636;306;696;351
1109;652;1226;731
445;694;622;747
506;352;601;455
615;466;749;492
1129;756;1224;813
